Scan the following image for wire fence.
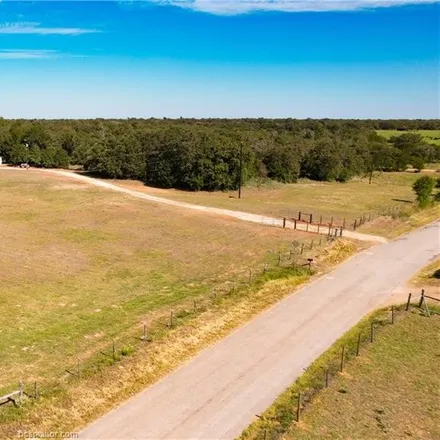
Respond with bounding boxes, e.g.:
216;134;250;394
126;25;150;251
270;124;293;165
247;291;438;440
279;204;409;232
0;235;336;409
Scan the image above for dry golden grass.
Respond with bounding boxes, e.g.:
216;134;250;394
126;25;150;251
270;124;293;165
408;259;440;303
359;204;440;238
0;170;359;438
410;259;440;288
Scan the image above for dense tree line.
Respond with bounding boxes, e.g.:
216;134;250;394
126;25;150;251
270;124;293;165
0;118;439;191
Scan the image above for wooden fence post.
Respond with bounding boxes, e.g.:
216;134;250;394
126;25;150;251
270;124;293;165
300;244;304;254
406;293;412;311
298;211;302;221
325;369;329;388
418;289;425;308
370;321;375;343
342;218;346;229
193;299;197;311
340;346;345;372
306;222;309;232
310;240;314;250
391;306;395;324
294;219;297;230
354;219;358;230
283;217;286;228
296;392;301;422
356;333;361;356
249;269;252;284
317;224;320;234
278;253;281;267
141;323;147;340
319;214;322;224
169;311;174;327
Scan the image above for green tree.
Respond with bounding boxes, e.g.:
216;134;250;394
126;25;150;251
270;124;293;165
9;144;29;165
413;176;436;208
28;145;42;166
411;156;425;172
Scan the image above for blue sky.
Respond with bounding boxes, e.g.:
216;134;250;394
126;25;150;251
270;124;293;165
0;1;439;119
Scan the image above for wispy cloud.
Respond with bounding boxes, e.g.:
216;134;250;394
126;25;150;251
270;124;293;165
0;49;57;59
147;0;439;15
0;22;100;35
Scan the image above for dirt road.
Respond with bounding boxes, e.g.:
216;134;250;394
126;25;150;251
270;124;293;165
0;167;385;243
80;220;439;440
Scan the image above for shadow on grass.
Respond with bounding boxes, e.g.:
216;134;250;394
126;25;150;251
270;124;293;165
392;198;413;204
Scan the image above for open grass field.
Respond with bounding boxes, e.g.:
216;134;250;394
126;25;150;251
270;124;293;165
0;169;312;392
0;169;359;437
109;171;430;224
242;307;440;440
377;129;440;146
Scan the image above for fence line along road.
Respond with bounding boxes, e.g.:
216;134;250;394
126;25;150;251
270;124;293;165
80;220;439;440
0;167;387;243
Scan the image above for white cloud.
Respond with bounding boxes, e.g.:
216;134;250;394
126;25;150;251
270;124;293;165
0;22;100;35
147;0;439;15
0;49;57;59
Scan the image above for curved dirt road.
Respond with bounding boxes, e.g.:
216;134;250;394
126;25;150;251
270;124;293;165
1;167;385;243
80;220;439;440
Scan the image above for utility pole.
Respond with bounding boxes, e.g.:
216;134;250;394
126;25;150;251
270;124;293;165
238;143;243;199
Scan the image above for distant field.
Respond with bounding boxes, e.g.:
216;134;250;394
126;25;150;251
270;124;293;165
0;170;311;395
377;129;440;145
243;308;440;440
110;171;428;225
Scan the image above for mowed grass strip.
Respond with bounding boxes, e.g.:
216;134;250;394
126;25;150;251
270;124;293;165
241;308;440;440
110;171;429;223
